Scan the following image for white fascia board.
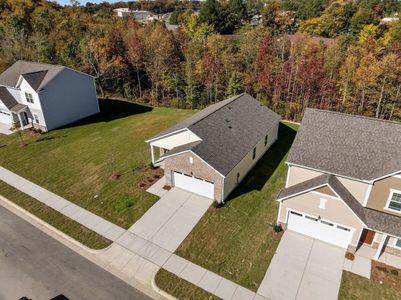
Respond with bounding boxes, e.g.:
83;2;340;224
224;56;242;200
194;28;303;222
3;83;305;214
145;128;189;143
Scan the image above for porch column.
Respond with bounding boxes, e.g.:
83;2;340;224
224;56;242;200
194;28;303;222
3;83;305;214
150;144;155;166
17;112;24;130
374;234;388;260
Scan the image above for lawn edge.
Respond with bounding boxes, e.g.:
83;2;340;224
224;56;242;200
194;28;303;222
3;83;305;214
0;194;111;253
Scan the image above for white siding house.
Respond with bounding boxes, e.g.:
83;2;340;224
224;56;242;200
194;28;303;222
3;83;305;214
0;61;99;132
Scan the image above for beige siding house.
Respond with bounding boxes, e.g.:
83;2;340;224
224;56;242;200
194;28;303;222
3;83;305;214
277;109;401;264
146;93;281;202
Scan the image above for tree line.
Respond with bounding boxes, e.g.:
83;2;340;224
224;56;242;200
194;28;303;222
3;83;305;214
0;0;400;121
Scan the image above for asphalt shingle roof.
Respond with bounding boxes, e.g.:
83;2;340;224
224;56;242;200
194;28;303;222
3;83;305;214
287;109;401;181
21;70;48;91
278;174;401;237
0;61;65;91
152;93;281;175
0;86;18;110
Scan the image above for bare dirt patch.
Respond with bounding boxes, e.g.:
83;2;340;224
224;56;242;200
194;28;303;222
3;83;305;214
372;260;401;292
138;166;164;190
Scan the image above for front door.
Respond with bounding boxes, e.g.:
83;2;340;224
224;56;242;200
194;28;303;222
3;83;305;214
360;229;375;245
21;112;29;126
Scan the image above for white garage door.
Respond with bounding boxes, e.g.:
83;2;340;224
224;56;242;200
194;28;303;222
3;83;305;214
172;171;214;199
287;211;353;248
0;110;12;125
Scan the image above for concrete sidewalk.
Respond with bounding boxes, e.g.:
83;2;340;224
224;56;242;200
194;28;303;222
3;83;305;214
0;167;125;241
0;169;261;300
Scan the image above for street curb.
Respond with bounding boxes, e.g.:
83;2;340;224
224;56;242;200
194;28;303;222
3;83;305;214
0;195;166;300
0;195;107;255
151;270;178;300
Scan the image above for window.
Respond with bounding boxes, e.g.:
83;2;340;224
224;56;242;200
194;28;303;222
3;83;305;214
386;190;401;212
321;220;334;226
264;135;268;146
236;172;240;184
33;114;39;124
189;156;193;164
395;239;401;248
252;147;256;160
25;93;34;104
337;225;351;232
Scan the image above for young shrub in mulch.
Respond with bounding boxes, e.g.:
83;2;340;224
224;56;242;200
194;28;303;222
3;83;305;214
345;252;355;261
271;223;284;240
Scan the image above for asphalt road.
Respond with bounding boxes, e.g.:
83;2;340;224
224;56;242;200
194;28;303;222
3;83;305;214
0;205;151;300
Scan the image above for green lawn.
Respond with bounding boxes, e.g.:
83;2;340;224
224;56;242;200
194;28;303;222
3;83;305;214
174;122;298;291
0;180;111;249
155;269;221;300
339;271;401;300
0;99;193;229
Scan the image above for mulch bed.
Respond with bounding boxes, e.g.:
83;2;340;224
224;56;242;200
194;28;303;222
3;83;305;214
138;166;164;190
371;260;401;292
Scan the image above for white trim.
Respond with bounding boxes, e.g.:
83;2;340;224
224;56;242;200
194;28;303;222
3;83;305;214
394;174;401;179
383;188;401;214
279;183;367;227
287;163;371;184
145;128;190;143
277;201;282;223
221;178;225;203
277;183;329;201
374;234;388;260
362;184;373;207
285;165;291;188
392;237;401;249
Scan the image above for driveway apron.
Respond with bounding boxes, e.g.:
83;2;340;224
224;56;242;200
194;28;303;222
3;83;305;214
257;230;345;300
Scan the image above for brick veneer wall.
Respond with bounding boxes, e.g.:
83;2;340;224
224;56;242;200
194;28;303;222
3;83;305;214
164;151;224;202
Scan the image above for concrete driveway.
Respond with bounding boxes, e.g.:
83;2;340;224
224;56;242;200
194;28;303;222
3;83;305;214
128;187;213;252
257;230;345;300
0;123;13;135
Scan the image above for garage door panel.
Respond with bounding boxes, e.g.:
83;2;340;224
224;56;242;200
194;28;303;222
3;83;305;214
173;172;214;199
287;211;353;248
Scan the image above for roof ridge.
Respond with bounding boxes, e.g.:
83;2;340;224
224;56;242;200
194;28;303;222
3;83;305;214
306;108;401;126
189;93;246;128
22;70;48;75
17;60;64;69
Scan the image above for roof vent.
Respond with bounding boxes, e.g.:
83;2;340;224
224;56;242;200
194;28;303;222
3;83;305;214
228;106;232;110
225;118;230;123
228;125;232;129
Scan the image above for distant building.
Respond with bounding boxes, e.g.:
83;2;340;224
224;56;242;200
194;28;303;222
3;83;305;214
114;8;131;18
380;17;399;24
113;8;154;23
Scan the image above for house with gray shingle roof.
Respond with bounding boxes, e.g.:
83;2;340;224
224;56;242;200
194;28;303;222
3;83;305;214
0;61;99;133
146;93;281;202
277;108;401;266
